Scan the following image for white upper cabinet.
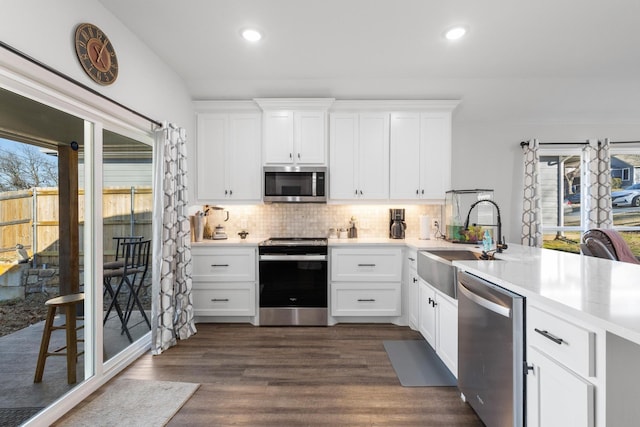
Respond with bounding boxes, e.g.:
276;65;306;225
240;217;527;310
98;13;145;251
390;110;453;201
256;98;334;165
194;101;262;203
329;112;390;200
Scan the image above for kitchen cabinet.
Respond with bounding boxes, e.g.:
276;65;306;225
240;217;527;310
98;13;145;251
191;246;257;319
526;304;597;427
256;98;334;165
389;111;452;200
329;113;389;200
194;109;262;203
403;249;419;329
419;278;458;377
330;247;402;318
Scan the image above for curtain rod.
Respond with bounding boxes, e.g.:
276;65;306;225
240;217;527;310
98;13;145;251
519;141;589;147
0;41;162;128
520;140;640;148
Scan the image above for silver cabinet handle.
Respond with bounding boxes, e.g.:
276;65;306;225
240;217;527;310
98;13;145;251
357;263;376;267
408;257;416;261
297;153;301;159
289;153;293;159
357;299;375;302
412;277;418;283
211;264;229;267
534;328;564;345
211;298;229;302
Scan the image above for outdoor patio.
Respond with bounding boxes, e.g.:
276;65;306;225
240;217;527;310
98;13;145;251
0;309;150;426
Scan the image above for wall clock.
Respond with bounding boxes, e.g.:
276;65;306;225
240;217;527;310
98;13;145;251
74;23;118;85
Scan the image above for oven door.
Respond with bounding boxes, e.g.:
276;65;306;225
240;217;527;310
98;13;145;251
259;254;328;308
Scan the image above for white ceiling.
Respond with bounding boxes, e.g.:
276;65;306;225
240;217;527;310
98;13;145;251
99;0;640;123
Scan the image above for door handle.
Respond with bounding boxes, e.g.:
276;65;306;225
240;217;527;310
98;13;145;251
357;263;376;267
211;264;229;267
211;298;229;302
357;299;375;302
458;282;511;317
534;328;564;345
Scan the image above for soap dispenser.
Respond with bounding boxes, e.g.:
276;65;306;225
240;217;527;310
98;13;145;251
482;229;492;252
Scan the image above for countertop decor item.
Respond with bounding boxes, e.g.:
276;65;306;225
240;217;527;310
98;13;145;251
238;231;249;239
74;23;119;85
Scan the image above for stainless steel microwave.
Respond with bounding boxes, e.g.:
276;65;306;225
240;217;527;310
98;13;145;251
263;166;327;203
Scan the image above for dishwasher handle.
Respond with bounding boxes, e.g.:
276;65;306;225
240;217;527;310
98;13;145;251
458;282;511;318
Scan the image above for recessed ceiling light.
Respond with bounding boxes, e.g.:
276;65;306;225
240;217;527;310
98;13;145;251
445;26;467;40
241;29;262;42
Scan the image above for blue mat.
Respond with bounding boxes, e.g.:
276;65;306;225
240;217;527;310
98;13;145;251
383;340;457;387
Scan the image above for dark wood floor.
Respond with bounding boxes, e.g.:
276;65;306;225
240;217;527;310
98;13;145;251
81;324;483;426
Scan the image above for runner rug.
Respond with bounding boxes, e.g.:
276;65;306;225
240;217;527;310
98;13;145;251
56;378;199;426
383;340;457;387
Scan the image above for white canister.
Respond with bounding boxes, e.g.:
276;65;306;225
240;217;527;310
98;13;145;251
338;229;348;239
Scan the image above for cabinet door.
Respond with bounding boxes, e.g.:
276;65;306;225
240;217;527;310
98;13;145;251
436;293;458;378
390;112;421;199
228;113;262;201
408;271;420;329
329;113;358;199
263;110;294;164
420;112;451;199
295;111;326;164
196;113;228;201
358;113;389;200
419;281;436;347
527;346;595;427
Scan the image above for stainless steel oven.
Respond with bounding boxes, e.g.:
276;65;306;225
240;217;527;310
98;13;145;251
259;238;328;325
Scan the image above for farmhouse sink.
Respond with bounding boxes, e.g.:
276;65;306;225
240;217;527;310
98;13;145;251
417;250;499;299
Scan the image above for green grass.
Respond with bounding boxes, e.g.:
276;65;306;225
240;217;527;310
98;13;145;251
543;231;640;257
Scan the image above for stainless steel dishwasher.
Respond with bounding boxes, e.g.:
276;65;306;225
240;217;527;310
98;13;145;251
457;270;525;427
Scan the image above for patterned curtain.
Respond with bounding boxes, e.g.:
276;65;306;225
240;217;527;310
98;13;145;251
521;139;542;247
583;138;613;229
151;122;196;355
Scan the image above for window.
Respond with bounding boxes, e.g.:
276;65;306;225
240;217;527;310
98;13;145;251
539;149;583;253
610;150;640;256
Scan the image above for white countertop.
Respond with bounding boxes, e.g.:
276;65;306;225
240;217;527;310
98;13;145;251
453;244;640;345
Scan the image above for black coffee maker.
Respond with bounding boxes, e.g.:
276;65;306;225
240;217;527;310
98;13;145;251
389;209;406;239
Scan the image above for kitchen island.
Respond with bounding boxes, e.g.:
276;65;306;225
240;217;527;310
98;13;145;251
453;244;640;427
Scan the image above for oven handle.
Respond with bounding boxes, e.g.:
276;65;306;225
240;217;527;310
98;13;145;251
458;282;511;318
259;254;327;261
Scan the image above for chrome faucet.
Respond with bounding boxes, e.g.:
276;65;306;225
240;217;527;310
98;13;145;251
463;199;508;253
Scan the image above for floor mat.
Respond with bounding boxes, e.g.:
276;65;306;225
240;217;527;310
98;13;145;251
383;340;457;387
0;407;44;427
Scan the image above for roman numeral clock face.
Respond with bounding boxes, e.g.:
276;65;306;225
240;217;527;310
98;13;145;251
74;23;118;85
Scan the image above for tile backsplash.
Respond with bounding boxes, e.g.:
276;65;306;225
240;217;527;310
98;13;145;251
197;204;442;239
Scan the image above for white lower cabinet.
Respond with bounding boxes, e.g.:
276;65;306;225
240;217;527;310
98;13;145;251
330;247;402;319
419;279;457;377
527;346;595;427
192;283;256;316
191;246;257;319
331;282;401;316
526;304;598;427
403;249;419;329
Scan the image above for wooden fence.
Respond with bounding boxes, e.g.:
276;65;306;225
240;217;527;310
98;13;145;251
0;187;152;266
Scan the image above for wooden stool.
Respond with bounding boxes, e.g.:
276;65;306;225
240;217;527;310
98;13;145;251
34;293;85;384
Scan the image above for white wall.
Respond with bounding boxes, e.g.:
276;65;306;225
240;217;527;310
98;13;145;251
452;121;640;242
0;0;193;134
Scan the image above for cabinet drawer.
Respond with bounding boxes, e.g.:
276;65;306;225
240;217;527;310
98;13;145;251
193;283;256;316
331;248;402;282
528;305;596;378
331;282;401;316
192;248;256;281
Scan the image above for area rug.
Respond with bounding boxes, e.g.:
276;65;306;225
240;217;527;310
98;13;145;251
383;340;457;387
0;407;44;426
56;378;199;427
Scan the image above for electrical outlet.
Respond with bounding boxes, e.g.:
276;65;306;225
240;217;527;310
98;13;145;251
432;219;439;229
